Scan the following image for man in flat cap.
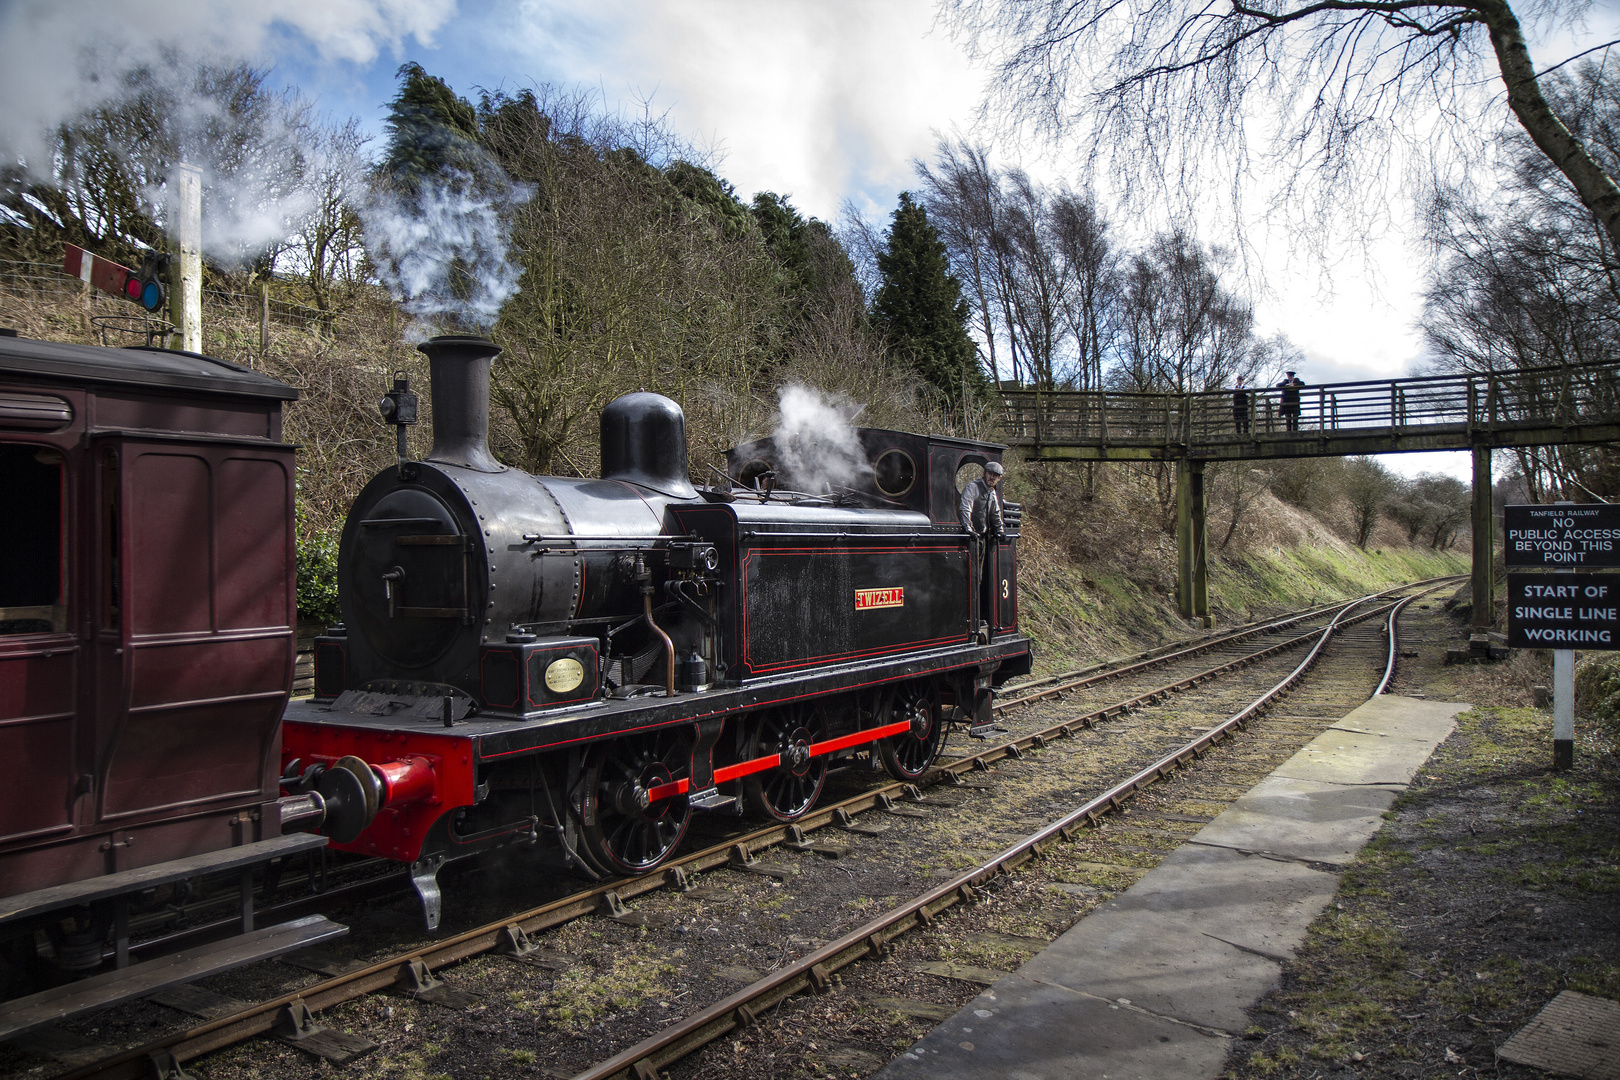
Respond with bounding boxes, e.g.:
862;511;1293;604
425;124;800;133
960;460;1007;648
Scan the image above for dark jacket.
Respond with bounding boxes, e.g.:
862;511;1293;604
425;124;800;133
1277;376;1305;407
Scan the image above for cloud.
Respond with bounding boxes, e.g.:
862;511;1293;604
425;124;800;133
493;0;985;221
0;0;456;167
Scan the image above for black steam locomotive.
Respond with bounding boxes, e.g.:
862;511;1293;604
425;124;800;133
285;335;1031;926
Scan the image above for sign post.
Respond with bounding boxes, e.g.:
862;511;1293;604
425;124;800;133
1504;503;1620;771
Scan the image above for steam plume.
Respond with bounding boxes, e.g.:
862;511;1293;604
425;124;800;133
769;384;871;495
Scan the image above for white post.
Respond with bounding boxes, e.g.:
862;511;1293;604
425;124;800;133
1554;500;1575;770
171;164;203;353
1554;649;1575;770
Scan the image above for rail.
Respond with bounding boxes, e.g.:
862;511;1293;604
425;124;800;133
999;361;1620;459
573;587;1422;1080
41;583;1439;1080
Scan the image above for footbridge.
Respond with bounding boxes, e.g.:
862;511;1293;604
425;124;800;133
997;361;1620;635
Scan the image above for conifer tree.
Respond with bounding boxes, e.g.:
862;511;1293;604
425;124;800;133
872;192;985;407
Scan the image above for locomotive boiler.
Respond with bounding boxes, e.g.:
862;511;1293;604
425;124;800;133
284;335;1031;926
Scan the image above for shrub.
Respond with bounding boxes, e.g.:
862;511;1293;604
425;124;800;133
295;530;341;625
1575;653;1620;734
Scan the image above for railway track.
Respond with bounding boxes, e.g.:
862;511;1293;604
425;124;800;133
1;580;1455;1080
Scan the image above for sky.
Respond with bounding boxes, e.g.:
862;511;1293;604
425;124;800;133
5;0;1617;479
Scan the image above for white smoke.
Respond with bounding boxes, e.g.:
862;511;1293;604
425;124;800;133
0;1;452;168
360;170;532;334
769;384;871;495
0;1;452;263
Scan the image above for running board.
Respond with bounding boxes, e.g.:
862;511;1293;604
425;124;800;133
0;915;347;1042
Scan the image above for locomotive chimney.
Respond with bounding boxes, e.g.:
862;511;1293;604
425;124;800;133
600;392;697;498
416;335;504;473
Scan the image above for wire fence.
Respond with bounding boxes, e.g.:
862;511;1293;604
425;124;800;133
0;258;346;334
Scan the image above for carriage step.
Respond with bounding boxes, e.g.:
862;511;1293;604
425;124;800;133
0;915;346;1041
688;787;739;812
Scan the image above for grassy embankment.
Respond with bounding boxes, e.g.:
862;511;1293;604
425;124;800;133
2;281;1471;666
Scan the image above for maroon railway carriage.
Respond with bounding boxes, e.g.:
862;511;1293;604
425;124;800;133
0;333;336;1013
282;335;1031;928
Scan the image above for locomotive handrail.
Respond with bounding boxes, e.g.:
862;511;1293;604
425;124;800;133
738;530;966;543
359;517;446;528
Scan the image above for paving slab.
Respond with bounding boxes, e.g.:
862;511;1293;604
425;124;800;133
1191;777;1403;866
1015;844;1336;1032
874;695;1469;1080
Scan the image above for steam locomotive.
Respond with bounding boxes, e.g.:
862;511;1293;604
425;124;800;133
0;327;1029;992
285;335;1031;927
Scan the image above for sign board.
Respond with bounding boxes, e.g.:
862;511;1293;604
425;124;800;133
1507;573;1620;650
1504;503;1620;568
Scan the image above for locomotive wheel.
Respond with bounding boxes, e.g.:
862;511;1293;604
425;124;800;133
878;680;946;781
742;702;828;822
576;730;693;877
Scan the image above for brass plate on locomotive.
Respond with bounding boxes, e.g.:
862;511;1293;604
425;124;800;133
545;657;585;693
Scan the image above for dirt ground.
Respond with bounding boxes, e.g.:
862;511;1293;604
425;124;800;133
1222;601;1620;1079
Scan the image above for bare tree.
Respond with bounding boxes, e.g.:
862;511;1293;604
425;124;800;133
1343;456;1397;548
1424;59;1620;500
1049;186;1117;391
291;117;370;310
943;0;1620;256
915;140;1016;384
1;59;315;274
1110;231;1254;393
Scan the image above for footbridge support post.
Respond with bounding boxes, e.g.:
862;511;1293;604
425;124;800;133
1176;458;1211;628
1471;444;1495;645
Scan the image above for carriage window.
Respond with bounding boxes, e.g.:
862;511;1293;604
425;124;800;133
0;444;67;635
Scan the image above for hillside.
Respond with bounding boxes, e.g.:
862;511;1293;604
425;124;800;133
0;271;1470;671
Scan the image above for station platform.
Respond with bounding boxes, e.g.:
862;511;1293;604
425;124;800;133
875;694;1468;1080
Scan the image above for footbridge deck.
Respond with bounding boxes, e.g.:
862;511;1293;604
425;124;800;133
995;361;1619;632
999;362;1620;462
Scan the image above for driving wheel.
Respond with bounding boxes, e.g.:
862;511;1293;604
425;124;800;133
878;680;946;781
742;701;828;821
575;728;693;876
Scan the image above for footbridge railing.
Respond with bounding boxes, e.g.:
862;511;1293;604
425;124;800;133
998;360;1620;460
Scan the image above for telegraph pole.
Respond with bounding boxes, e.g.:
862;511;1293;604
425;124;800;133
169;164;202;353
